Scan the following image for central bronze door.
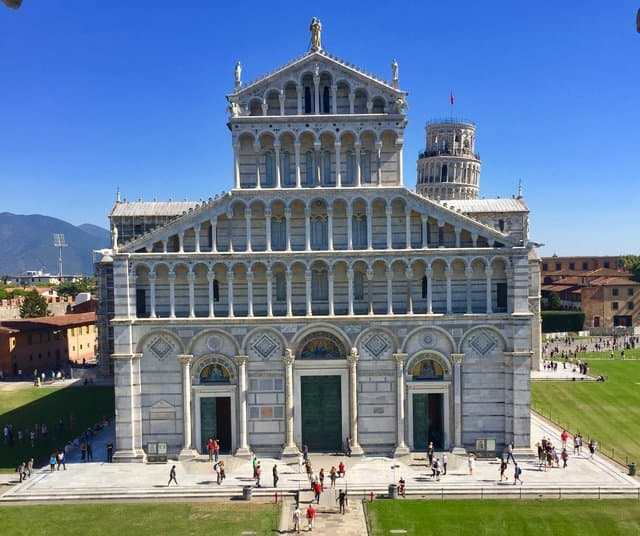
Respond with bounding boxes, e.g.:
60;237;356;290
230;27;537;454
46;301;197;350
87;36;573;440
301;375;342;452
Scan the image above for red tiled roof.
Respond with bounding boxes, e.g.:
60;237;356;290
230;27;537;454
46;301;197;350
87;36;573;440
0;312;96;334
590;277;640;287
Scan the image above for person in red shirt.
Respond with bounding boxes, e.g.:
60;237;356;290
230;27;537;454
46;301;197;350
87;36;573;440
338;461;346;478
213;438;220;462
560;429;569;449
206;438;214;462
307;504;315;531
313;480;321;504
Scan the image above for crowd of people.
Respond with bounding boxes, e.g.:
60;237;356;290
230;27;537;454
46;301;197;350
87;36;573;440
544;335;638;362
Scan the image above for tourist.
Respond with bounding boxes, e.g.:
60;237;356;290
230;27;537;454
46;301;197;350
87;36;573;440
329;466;337;489
307;503;316;531
345;436;352;457
219;460;226;482
207;437;214;462
536;442;543;466
338;461;346;478
273;464;279;488
337;489;348;515
214;461;222;485
577;433;583;455
398;476;406;496
505;442;515;465
561;448;569;468
252;455;258;478
319;467;325;490
3;425;9;445
168;465;178;486
297;453;304;474
80;440;87;461
27;458;33;477
573;435;579;455
468;454;475;476
306;461;313;483
499;460;508;481
49;453;56;473
313;479;321;504
17;461;26;482
434;458;441;481
427;441;434;466
292;505;302;533
588;439;597;459
87;441;93;462
442;453;448;476
213;438;220;462
303;444;309;463
561;429;568;449
513;463;523;485
255;462;262;487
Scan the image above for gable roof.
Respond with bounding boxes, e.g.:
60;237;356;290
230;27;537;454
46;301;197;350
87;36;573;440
442;198;528;213
110;201;200;218
230;49;405;99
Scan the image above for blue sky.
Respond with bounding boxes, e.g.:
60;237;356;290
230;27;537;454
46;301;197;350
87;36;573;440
1;1;638;256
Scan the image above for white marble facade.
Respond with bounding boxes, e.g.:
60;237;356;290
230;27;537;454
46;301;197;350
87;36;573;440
103;24;540;462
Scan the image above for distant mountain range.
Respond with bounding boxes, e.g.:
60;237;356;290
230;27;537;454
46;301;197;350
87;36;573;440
0;213;110;276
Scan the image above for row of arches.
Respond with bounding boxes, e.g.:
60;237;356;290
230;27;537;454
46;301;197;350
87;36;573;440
132;256;511;319
417;160;480;186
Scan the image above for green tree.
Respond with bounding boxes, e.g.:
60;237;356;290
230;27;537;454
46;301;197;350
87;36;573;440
19;290;49;318
547;291;562;311
622;255;640;282
56;278;97;297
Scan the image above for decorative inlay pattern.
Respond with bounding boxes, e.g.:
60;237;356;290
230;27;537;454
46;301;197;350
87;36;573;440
206;335;222;352
470;331;498;356
363;333;390;359
422;333;437;347
149;336;174;361
251;333;278;360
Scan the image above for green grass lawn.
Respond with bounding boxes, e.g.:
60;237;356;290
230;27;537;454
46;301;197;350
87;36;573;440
0;502;279;536
0;385;114;471
367;500;640;535
532;360;640;465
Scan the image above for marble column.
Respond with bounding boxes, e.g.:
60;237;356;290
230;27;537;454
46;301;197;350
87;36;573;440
266;269;273;317
446;267;453;314
405;267;413;314
330;84;337;113
247;271;254;317
304;207;311;251
465;266;474;314
396;141;404;185
162;239;168;254
274;143;281;188
355;143;362;186
375;141;383;186
265;208;272;252
233;143;241;189
454;226;461;248
348;91;355;114
425;266;433;314
335;141;342;187
328;269;335;316
194;224;201;253
227;210;234;252
279;91;285;116
187;270;195;318
245;209;252;252
148;272;157;318
284;208;292;252
385;205;393;249
367;268;374;315
227;268;235;318
111;353;144;462
207;268;216;318
347;350;364;456
286;269;293;317
281;349;299;457
327;205;334;250
471;232;478;248
178;354;197;459
210;219;217;252
386;267;393;314
421;215;429;248
254;143;261;189
347;204;353;249
313;74;320;114
168;270;176;318
305;269;312;316
366;203;373;250
178;232;184;253
294;143;301;188
347;268;354;316
485;267;493;314
451;353;466;453
234;355;251;457
393;353;410;456
405;209;411;248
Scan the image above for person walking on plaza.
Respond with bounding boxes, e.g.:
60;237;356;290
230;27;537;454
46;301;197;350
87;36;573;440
398;476;406;497
207;437;214;462
561;448;569;468
87;441;93;462
298;453;304;474
561;429;568;449
27;458;33;477
337;489;348;515
319;468;325;490
588;439;597;459
499;460;508;481
505;442;515;465
80;440;87;461
255;462;262;488
313;479;321;504
292;505;302;533
514;463;523;485
306;503;316;531
427;441;434;466
442;453;448;476
329;466;337;489
345;436;352;457
272;464;279;488
168;465;178;486
214;461;222;485
213;438;220;462
49;454;56;473
338;461;346;478
577;433;583;455
303;444;309;463
468;454;475;476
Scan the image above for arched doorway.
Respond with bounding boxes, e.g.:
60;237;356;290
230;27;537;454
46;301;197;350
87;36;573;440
295;331;349;452
406;354;451;451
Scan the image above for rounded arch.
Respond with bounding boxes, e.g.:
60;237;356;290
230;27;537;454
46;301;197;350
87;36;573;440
354;326;400;354
191;354;237;385
401;325;456;354
241;326;287;355
458;325;509;354
405;350;452;381
187;328;240;355
291;323;351;358
136;329;185;355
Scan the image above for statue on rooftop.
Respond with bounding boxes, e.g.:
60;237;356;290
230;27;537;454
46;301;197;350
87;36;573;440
310;17;322;51
234;61;242;90
391;59;399;88
111;225;119;254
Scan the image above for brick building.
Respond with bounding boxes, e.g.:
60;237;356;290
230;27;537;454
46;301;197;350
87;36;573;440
0;312;97;377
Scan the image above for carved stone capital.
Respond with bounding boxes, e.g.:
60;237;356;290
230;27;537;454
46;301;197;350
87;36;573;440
234;354;248;367
177;354;193;366
283;348;295;366
451;353;464;365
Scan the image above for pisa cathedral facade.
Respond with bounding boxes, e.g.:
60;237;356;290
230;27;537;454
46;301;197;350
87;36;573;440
98;24;541;461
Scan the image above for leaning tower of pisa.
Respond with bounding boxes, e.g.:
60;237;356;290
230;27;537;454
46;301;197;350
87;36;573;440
416;119;481;200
